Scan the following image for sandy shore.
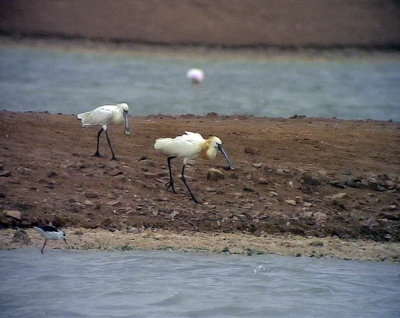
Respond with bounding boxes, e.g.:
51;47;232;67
2;227;400;262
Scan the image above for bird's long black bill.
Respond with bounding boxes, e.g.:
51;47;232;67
123;112;131;135
218;145;234;170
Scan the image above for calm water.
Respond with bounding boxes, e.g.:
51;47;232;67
0;46;399;121
0;249;399;318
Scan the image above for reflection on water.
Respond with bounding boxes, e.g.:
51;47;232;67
0;46;399;121
0;249;399;318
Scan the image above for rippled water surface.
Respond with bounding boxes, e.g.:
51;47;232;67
0;249;399;318
0;46;399;120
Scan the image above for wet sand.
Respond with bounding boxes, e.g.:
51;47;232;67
2;227;400;262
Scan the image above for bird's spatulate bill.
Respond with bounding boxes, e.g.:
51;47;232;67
124;113;131;135
218;144;234;170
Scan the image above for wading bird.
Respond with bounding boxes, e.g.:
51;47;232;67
154;131;234;203
77;103;131;160
33;225;67;254
187;68;204;84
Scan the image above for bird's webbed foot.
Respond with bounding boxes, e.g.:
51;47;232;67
110;156;119;161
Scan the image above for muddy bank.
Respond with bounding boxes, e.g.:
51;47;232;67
1;111;399;250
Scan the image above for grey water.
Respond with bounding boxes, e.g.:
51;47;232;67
0;249;399;318
1;45;400;121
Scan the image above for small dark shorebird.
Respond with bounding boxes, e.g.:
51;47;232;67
33;225;67;254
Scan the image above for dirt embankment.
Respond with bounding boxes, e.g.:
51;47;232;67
1;111;399;237
1;111;400;260
1;0;400;49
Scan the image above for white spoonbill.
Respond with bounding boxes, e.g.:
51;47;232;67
77;103;130;160
187;68;204;84
154;131;234;204
33;225;67;254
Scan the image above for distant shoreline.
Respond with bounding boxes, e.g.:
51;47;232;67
3;32;400;52
2;35;400;62
1;1;399;48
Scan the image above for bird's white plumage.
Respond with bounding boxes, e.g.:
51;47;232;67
77;107;114;129
33;226;65;240
77;103;129;131
179;131;204;142
154;131;204;163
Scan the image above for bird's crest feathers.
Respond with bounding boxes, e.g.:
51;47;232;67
177;131;204;142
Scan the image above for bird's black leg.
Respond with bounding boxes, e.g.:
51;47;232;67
166;156;176;193
105;130;118;161
92;128;104;158
181;164;201;204
41;239;48;254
